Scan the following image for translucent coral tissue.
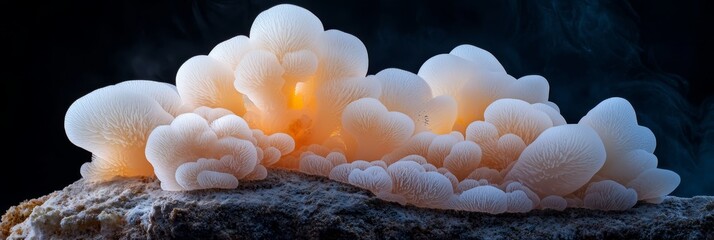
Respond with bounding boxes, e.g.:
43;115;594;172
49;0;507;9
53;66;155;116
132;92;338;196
64;4;680;213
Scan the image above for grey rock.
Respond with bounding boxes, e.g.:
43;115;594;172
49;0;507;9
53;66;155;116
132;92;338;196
2;170;713;239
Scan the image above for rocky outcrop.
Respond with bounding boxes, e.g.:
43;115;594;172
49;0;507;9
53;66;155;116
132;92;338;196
2;170;712;239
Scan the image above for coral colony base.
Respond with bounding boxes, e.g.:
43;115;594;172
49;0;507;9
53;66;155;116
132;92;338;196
63;4;680;214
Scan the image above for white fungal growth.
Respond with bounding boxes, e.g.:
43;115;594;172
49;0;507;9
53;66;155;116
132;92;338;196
65;3;681;214
626;168;681;203
418;53;479;103
443;141;482;180
449;44;506;73
502;75;550;104
381;132;437;164
467;167;503;184
457;186;508;214
387;161;454;207
426;134;461;167
198;171;240;189
464;121;527;171
327;160;378;183
342;98;415;160
583;180;638;211
375;68;457;134
249;4;323;57
418;45;555;131
298;151;347;177
457;179;489;193
312;76;382;142
208;36;252;69
532;103;566;126
540;195;568;210
348;166;393;194
145;108;294;191
234;50;287;114
505;124;606;197
484;99;553;144
115;80;187;116
67;82;175;181
505;182;541;208
579;97;658;184
376;68;433;118
176;56;246;115
506;190;534;213
414;95;458;134
299;154;334;177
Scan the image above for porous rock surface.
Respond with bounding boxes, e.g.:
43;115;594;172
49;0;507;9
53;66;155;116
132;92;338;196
2;170;712;239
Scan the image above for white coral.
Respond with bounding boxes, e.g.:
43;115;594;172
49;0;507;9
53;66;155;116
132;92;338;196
64;4;681;214
66;81;176;181
145;108;294;191
505;124;606;197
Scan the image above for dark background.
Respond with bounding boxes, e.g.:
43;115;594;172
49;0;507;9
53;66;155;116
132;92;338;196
3;0;712;211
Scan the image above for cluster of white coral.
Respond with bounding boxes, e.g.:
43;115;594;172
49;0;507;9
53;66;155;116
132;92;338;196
145;107;294;191
65;81;293;190
64;4;679;213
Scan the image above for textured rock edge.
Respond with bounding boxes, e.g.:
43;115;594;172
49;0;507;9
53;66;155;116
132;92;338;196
2;170;713;239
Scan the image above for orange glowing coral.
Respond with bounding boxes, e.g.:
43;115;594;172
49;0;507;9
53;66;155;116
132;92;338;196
64;4;680;213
